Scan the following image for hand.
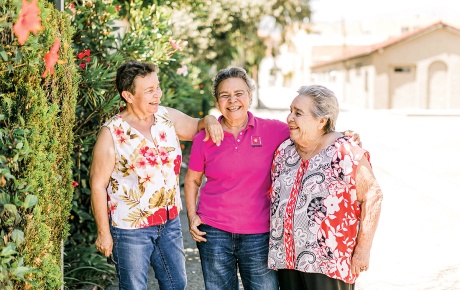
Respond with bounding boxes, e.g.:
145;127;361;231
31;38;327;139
343;130;362;147
350;246;370;274
95;232;113;258
203;115;224;146
188;215;207;242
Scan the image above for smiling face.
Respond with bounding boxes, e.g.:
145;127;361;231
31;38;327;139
122;72;162;116
287;94;327;145
216;77;252;124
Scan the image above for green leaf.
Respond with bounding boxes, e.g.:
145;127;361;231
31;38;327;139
23;195;38;209
0;243;17;257
0;193;10;205
3;204;17;216
11;229;24;246
12;266;37;278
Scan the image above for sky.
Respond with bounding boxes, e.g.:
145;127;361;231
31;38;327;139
310;0;459;22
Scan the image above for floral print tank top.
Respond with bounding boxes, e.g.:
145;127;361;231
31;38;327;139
104;106;182;229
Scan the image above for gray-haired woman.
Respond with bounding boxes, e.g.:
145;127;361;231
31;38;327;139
268;85;383;290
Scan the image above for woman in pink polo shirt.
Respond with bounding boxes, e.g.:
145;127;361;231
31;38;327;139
184;67;289;289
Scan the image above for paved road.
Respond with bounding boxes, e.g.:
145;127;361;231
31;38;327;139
109;107;460;290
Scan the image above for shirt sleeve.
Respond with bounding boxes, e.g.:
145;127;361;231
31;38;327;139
187;132;205;172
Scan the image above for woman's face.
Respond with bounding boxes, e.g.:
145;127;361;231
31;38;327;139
216;77;252;123
124;72;162;115
287;95;326;144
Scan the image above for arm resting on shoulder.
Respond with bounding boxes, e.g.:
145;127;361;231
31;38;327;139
351;157;383;274
166;107;223;145
90;127;116;257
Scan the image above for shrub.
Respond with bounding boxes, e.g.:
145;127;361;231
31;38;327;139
0;0;79;289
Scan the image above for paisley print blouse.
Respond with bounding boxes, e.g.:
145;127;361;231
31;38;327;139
104;106;182;229
268;136;370;284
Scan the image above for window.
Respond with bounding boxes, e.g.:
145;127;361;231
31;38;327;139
394;67;411;73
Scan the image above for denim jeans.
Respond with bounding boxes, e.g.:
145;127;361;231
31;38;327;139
110;216;186;290
197;224;278;290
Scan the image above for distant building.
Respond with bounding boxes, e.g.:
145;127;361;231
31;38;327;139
258;16;460;110
311;21;460;109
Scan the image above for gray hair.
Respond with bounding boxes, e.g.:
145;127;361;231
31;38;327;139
297;85;339;133
212;67;255;100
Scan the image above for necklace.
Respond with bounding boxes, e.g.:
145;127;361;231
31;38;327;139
297;134;324;160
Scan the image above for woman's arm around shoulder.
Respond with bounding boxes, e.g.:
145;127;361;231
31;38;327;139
165;107;223;145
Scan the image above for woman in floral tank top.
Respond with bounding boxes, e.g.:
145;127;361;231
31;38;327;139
269;85;383;290
90;61;223;290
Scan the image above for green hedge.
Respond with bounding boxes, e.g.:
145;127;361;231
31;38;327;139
0;0;79;289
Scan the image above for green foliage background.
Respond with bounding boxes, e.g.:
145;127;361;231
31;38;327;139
0;0;79;289
1;0;311;288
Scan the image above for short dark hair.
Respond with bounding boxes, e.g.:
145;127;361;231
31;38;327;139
212;67;255;100
116;60;159;98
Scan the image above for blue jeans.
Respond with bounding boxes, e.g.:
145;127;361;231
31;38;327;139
197;224;278;290
110;217;186;290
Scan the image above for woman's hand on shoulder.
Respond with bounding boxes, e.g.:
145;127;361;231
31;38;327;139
343;129;362;147
203;115;223;146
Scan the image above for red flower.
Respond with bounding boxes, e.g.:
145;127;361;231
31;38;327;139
79;63;86;69
86;56;91;63
72;181;79;187
148;208;166;225
42;38;60;78
174;155;181;175
115;5;121;11
13;0;43;45
77;52;84;60
84;49;91;56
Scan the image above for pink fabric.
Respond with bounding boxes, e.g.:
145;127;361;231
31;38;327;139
188;111;289;234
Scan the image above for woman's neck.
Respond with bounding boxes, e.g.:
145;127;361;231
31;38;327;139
222;116;248;130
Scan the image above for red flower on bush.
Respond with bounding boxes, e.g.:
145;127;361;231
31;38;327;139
77;49;91;69
13;0;43;45
42;38;60;78
72;181;79;187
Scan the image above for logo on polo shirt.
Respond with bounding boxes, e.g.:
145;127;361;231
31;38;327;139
251;136;262;147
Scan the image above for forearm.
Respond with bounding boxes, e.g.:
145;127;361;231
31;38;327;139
356;187;383;251
91;188;111;235
184;186;199;221
184;177;201;221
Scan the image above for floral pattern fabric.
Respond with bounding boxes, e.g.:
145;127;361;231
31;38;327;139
268;136;370;284
104;106;182;229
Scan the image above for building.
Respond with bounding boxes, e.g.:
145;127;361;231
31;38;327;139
311;21;460;109
258;14;460;110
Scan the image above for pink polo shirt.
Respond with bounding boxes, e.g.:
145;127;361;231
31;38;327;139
188;111;289;234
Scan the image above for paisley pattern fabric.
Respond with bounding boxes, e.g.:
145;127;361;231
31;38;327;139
268;136;370;284
104;106;182;229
